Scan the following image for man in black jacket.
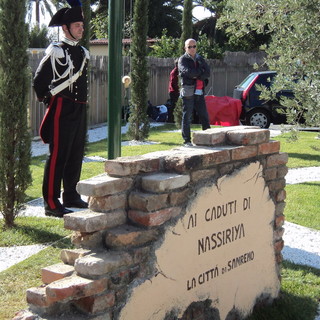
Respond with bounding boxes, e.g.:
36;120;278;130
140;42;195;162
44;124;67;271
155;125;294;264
33;2;89;217
178;38;211;145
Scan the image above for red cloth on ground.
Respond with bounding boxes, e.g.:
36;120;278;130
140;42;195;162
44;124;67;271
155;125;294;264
205;95;243;126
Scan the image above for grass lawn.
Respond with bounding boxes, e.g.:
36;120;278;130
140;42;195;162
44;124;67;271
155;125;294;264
1;125;319;320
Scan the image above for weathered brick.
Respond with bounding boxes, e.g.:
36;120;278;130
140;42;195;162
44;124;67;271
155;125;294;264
109;268;131;287
275;201;286;216
193;128;226;146
60;248;91;265
201;149;231;167
128;207;181;227
277;165;288;179
231;145;258;160
218;163;234;176
169;188;193;206
190;168;218;182
258;140;280;155
75;251;133;277
264;167;277;181
266;152;288;167
227;128;270;145
64;210;127;233
71;230;106;249
27;286;51;308
74;292;115;314
274;227;285;241
129;191;168;211
267;179;286;192
274;239;284;253
46;275;107;303
141;173;190;192
164;152;203;173
12;310;38;320
131;246;151;264
77;173;133;197
275;253;283;264
275;189;286;202
275;215;285;228
105;156;160;176
89;193;127;212
42;263;74;284
105;224;159;249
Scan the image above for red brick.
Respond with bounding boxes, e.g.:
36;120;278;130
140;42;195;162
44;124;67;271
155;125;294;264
275;214;285;228
267;179;286;192
258;140;280;155
89;193;127;211
105;224;159;249
231;145;258;160
74;292;115;314
60;248;91;265
227;128;270;145
129;191;168;211
77;174;133;197
266;152;288;167
169;188;192;206
26;286;51;308
277;165;288;179
46;275;107;303
193;129;226;146
105;156;160;176
190;168;218;182
274;227;285;241
275;189;286;202
128;207;181;227
201;149;231;167
274;240;284;253
264;167;277;181
42;263;74;284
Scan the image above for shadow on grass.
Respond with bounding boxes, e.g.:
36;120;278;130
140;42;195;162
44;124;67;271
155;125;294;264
246;261;320;320
287;152;320;163
0;217;70;246
13;224;69;244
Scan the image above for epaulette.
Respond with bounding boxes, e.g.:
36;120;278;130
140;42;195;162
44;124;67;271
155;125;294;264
45;43;65;59
81;46;90;60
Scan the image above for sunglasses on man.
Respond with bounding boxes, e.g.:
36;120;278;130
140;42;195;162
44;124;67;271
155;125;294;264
188;45;197;49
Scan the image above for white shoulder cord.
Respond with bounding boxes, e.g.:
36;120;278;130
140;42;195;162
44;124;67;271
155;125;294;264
50;49;75;92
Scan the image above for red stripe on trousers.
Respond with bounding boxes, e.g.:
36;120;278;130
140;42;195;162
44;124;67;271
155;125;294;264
47;97;63;209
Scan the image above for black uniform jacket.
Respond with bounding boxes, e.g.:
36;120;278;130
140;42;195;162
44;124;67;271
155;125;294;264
33;41;89;142
33;41;89;102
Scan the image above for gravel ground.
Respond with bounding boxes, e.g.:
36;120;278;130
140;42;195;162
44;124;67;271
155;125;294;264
1;124;320;318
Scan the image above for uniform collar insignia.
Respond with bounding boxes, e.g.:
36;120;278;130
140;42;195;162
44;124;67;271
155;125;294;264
62;36;79;46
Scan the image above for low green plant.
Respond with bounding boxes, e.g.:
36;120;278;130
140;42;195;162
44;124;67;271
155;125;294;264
285;182;320;230
278;131;320;168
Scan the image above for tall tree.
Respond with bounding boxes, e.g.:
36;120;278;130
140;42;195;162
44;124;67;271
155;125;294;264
91;0;183;39
0;0;32;228
127;0;150;140
26;0;54;26
180;0;193;54
219;0;320;127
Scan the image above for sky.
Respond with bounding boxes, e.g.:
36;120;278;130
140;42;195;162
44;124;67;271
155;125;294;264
192;6;213;20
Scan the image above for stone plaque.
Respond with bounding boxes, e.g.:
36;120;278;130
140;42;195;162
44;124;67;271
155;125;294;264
119;162;280;319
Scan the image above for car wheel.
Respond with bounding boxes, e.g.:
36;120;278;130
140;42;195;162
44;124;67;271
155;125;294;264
246;108;271;128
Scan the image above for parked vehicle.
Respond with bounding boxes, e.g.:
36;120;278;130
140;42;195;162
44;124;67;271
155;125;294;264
233;71;293;128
